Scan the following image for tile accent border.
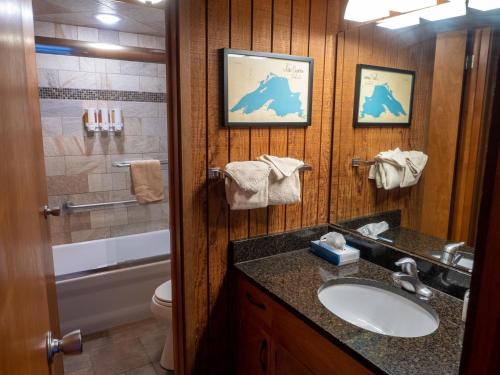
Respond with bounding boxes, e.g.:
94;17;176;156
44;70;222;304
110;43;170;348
39;87;167;103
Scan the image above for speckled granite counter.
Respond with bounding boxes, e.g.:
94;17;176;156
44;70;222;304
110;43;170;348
234;249;465;375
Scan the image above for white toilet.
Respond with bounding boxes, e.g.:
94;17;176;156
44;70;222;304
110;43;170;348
150;280;174;370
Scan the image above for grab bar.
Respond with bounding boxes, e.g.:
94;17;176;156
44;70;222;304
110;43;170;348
64;199;137;213
112;159;168;167
208;163;312;180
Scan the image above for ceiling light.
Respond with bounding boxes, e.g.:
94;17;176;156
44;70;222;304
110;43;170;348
137;0;164;4
377;12;420;29
419;0;466;21
344;0;390;22
87;43;124;51
388;0;436;13
468;0;500;11
95;14;121;24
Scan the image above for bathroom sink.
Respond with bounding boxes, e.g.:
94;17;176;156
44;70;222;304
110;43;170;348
318;278;439;338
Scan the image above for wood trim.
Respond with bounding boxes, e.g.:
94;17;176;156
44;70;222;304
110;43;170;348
34;36;166;63
460;44;500;373
165;1;185;374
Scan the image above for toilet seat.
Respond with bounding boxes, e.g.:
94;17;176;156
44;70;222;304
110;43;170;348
154;280;172;307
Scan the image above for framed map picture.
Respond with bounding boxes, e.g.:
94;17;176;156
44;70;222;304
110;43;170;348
353;64;415;128
223;49;314;127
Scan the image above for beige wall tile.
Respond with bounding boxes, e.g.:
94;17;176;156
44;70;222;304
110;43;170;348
47;174;88;195
49;215;69;235
40;99;83;117
50;232;71;246
158;64;166;78
119;32;139;47
38;69;59;88
127;203;165;224
36;54;79;71
88;173;113;192
106;74;140;91
141;118;166;136
105;60;121;74
62;117;85;136
124;118;142;135
60;71;98;89
66;155;106;175
45;157;66;176
98;30;119;44
69;212;91;232
34;21;55;37
119;101;158;117
55;24;77;39
108;136;159;154
77;26;99;42
41;117;63;137
112;173;127;190
109;189;135;201
90;208;128;228
67;191;110;204
71;228;110;243
139;76;166;93
110;222;147;237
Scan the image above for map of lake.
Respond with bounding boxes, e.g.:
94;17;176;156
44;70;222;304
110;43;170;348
231;73;304;118
360;83;407;119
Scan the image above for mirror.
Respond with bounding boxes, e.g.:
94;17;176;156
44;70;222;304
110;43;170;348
329;12;500;273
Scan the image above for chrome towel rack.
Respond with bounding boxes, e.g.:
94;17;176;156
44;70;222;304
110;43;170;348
352;157;376;167
112;159;168;167
64;199;138;213
208;163;313;180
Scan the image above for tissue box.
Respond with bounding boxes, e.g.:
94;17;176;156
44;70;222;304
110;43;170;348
310;240;360;266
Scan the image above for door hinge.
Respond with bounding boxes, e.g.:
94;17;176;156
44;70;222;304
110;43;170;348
465;54;475;70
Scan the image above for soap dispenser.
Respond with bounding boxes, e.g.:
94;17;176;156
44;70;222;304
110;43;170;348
99;108;110;132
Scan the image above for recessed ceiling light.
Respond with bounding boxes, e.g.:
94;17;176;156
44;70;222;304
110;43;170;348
87;43;124;51
419;0;466;21
388;0;436;13
377;12;420;29
137;0;164;4
95;14;121;25
344;0;390;22
468;0;500;11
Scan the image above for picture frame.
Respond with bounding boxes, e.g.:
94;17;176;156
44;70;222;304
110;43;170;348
222;48;314;128
353;64;415;128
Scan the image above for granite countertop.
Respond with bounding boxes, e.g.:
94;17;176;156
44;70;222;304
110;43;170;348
235;249;465;375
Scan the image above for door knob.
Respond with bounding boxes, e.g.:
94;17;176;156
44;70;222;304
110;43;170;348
42;205;61;218
46;330;83;364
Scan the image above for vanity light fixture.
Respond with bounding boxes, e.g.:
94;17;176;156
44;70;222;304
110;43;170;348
344;0;390;22
419;0;467;21
87;42;124;50
95;14;121;24
377;12;421;29
468;0;500;10
388;0;437;13
137;0;164;4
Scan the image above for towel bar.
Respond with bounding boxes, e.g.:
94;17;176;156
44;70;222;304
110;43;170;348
208;164;313;180
64;199;138;213
112;159;168;167
352;158;375;167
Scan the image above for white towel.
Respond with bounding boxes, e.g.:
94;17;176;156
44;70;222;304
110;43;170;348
224;161;271;210
368;148;428;190
257;155;304;205
356;221;389;239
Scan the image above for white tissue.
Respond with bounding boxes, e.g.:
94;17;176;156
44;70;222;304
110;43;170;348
356;221;389;239
320;232;346;251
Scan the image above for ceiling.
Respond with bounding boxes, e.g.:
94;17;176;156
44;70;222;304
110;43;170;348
33;0;165;36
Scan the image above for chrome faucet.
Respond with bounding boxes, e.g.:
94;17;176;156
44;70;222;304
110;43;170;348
441;242;465;266
392;257;433;300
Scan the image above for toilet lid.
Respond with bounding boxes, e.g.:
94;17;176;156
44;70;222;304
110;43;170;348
154;280;172;303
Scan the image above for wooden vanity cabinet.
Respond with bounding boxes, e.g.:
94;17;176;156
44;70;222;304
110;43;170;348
235;273;374;375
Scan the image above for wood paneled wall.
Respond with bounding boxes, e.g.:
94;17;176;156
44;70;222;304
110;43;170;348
170;0;345;373
329;24;436;228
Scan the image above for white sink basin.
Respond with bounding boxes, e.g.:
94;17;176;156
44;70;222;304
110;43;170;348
318;278;439;338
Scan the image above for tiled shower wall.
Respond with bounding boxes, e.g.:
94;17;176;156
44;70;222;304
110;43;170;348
35;22;169;245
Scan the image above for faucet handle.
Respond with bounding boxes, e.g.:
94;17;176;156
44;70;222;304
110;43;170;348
443;242;465;254
395;257;418;276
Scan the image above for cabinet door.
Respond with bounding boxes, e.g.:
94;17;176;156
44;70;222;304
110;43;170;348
275;343;314;375
237;314;272;375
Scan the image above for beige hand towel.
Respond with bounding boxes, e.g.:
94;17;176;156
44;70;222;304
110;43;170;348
130;160;164;204
224;161;271;210
257;155;304;205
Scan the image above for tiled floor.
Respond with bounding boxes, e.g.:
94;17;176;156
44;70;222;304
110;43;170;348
63;318;174;375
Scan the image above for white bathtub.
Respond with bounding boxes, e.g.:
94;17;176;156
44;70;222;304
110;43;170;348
53;230;171;335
